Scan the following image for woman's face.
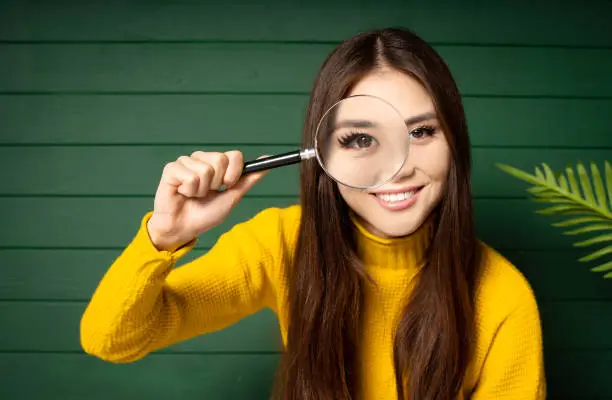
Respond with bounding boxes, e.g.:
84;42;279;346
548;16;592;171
337;68;451;238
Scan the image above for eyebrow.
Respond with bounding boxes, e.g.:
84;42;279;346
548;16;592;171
404;111;437;126
334;119;377;129
335;112;438;130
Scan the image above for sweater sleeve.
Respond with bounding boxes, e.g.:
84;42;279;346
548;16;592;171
471;285;547;399
80;207;286;363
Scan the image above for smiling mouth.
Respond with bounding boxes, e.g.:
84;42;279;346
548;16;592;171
371;186;424;203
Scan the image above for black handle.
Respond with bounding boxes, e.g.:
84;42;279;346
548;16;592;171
241;150;303;175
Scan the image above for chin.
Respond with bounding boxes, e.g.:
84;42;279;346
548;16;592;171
341;184;439;239
376;219;423;238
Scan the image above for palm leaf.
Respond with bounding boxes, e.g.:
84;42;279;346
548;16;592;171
577;162;595;203
579;245;612;262
591;162;609;212
606;161;612;210
558;175;569;192
497;161;612;278
564;224;612;235
566;165;581;197
591;261;612;273
574;234;612;247
553;216;611;227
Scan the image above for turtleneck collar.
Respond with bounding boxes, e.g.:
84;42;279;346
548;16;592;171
350;212;433;270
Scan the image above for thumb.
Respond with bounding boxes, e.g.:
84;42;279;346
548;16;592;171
219;169;268;205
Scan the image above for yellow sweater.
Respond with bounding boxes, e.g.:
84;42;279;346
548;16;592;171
81;205;546;399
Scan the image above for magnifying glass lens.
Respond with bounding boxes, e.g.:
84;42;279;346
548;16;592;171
315;95;409;189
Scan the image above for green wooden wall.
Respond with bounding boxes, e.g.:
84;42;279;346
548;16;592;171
1;0;611;398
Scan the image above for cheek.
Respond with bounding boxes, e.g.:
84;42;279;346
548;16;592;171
415;141;450;181
337;184;370;214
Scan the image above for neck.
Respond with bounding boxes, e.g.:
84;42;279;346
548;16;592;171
350;213;433;270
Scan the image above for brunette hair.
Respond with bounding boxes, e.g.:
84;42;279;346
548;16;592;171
273;27;482;399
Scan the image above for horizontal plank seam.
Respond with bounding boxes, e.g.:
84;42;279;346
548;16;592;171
0;40;611;50
0;143;610;150
1;92;612;100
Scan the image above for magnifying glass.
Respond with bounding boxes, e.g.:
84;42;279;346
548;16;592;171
241;94;410;190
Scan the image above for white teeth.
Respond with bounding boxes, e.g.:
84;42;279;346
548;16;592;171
375;190;417;203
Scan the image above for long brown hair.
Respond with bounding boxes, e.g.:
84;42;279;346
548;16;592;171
273;28;482;400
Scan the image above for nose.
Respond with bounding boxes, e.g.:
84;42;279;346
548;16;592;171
390;153;416;183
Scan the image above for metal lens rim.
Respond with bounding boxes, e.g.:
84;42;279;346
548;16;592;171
312;94;409;190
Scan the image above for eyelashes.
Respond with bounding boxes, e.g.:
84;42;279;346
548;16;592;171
336;124;437;148
409;124;436;139
337;132;376;148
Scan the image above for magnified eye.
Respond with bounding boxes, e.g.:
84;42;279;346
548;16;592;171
338;132;378;149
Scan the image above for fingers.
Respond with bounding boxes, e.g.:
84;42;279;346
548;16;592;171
189;151;231;190
219;169;268;206
158;150;273;201
161;159;207;197
223;150;244;188
160;151;247;199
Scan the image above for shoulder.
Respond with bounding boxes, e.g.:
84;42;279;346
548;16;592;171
474;242;540;327
223;203;301;271
235;204;301;243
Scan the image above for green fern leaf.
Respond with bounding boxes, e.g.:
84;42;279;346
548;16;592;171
574;233;612;247
537;204;591;215
527;186;552;195
533;198;575;204
535;166;545;181
552;216;612;227
579;245;612;262
496;164;541;186
564;224;612;235
542;163;557;186
577;162;595;203
531;189;568;198
498;161;612;279
566;166;581;197
591;162;609;212
591;261;612;273
604;272;612;279
605;161;612;210
558;174;569;192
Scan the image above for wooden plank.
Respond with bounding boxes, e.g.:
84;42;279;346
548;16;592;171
0;94;307;145
1;44;611;97
0;146;609;197
0;303;281;353
1;95;611;146
0;300;608;353
505;250;612;301
0;353;278;400
473;148;612;198
0;0;610;47
0;351;610;399
544;350;612;398
0;145;299;197
1;249;610;302
0;197;596;251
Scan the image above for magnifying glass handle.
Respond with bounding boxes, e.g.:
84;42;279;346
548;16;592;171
242;149;316;175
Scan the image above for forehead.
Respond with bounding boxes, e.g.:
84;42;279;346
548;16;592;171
347;69;435;118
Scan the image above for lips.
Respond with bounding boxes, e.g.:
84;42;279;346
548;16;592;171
374;189;419;203
371;185;424;199
370;186;424;211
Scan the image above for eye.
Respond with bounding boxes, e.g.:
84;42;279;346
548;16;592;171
409;125;436;140
338;133;378;149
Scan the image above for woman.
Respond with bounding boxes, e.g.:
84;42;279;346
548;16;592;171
81;28;546;399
